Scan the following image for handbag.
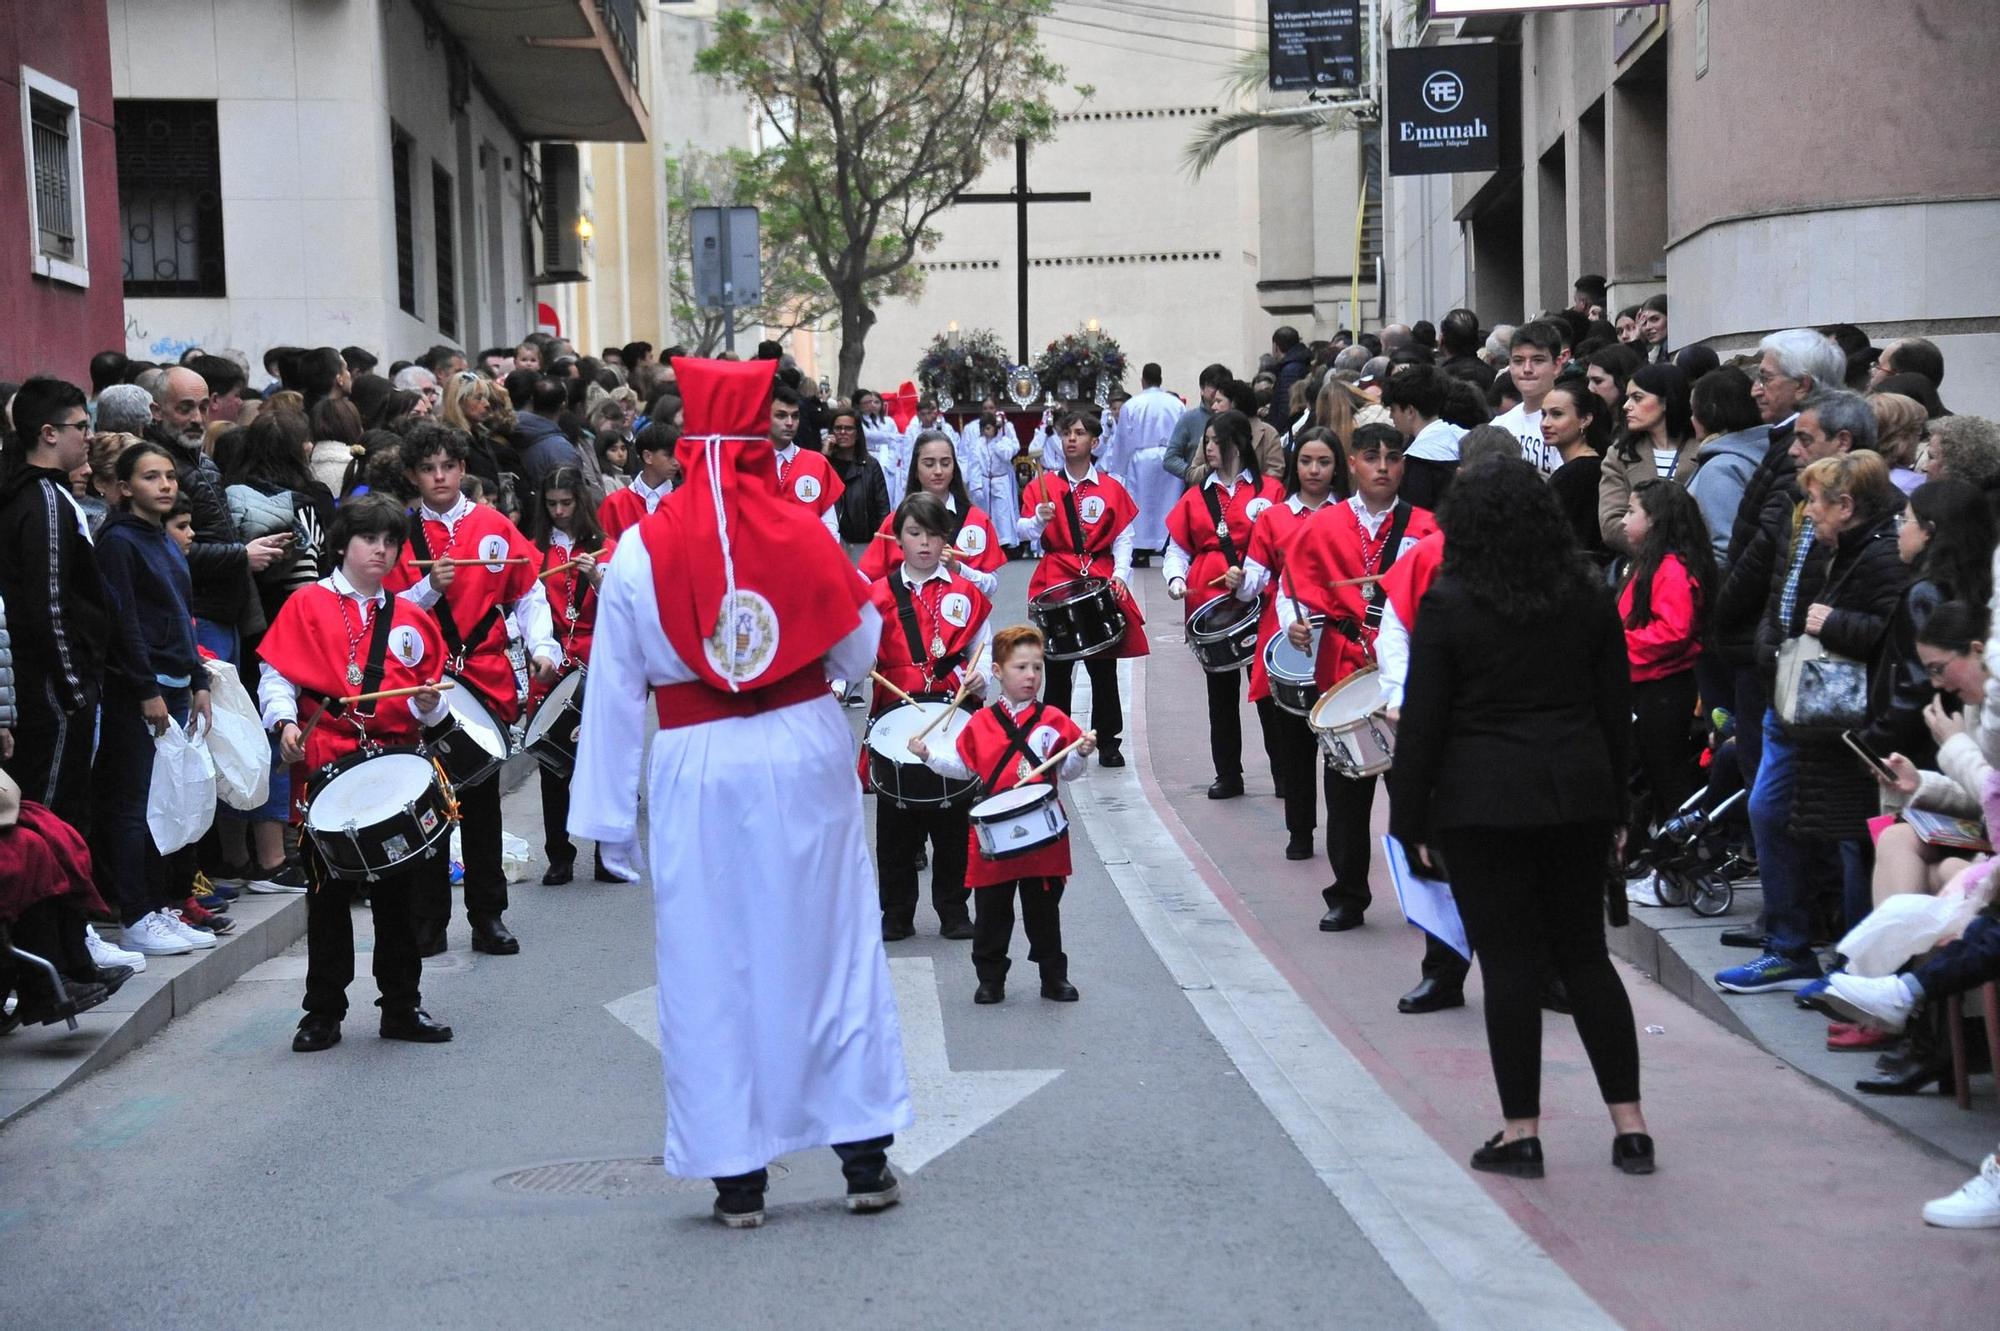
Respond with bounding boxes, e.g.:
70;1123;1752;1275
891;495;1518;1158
1773;633;1868;733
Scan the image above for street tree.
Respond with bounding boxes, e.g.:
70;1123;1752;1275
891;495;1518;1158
697;0;1065;396
664;149;837;356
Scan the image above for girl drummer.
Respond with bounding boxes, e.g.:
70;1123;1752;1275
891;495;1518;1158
866;492;994;942
528;466;613;885
1018;411;1149;767
856;430;1007;595
1235;427;1347;859
908;624;1094;1005
1164;409;1287;800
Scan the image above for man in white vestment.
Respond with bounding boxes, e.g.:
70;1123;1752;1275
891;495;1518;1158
1112;362;1189;562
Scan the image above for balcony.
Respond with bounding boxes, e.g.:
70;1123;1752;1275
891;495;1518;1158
428;0;650;142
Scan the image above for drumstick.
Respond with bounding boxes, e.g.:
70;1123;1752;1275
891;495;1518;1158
1328;572;1386;589
867;671;921;707
295;704;328;749
537;557;583;580
411;556;532;568
1024;733;1091;782
1207;572;1233;588
337;679;457;706
912;648;986;745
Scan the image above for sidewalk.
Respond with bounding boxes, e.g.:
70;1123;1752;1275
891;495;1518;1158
1123;572;2000;1331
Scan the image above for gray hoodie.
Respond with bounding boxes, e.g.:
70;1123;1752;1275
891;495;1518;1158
1686;425;1772;569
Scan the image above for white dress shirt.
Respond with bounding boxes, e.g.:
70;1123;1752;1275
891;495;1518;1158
395;495;559;666
919;694;1086;783
895;561;994;675
1163;470;1254;585
258;569;453;729
1015;462;1135;583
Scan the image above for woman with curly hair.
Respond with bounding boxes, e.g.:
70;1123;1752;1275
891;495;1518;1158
1388;456;1652;1180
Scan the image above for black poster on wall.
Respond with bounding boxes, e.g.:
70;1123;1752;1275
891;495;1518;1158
1267;0;1364;91
1386;44;1502;176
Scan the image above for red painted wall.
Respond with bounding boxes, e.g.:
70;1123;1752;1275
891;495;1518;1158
0;1;123;387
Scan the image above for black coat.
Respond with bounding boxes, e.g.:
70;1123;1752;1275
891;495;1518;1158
1712;440;1799;663
1858;576;1944;769
1389;573;1632;847
829;450;891;544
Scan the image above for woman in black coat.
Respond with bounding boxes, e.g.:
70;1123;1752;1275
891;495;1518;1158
823;405;891;549
1388;457;1653;1179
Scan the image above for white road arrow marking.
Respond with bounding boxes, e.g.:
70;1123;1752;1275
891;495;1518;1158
604;955;1061;1175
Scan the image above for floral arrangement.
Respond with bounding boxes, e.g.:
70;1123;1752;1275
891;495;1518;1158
915;327;1011;403
1031;324;1127;401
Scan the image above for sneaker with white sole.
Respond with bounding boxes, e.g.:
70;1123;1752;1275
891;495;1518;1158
161;909;218;950
1822;972;1918;1033
1923;1154;2000;1229
239;861;308;894
84;924;147;973
121;912;194;956
1625;871;1670;907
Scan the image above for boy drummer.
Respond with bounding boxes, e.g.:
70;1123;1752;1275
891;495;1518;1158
258;494;455;1052
867;493;992;942
909;625;1094;1005
387;422;562;957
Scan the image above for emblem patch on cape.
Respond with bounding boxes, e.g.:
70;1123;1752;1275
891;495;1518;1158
704;590;782;683
477;533;510;570
387;624;426;668
1245;497;1274;522
940;592;972;628
1029;724;1060;757
1079;495;1106;524
794;474;822;503
957;525;986;555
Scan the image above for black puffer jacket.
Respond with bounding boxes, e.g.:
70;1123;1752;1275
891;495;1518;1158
829;450;891;545
1711;442;1798;665
146;423;249;623
1858;576;1944;769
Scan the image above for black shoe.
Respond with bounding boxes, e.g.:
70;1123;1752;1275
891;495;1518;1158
1207;775;1244;800
292;1015;342;1053
845;1167;902;1213
415;920;447;958
1319;902;1365;932
882;919;916;942
16;978;110;1025
1284;836;1313;861
1612;1133;1655;1175
1397;978;1465;1014
938;915;976;941
68;964;134;998
974;981;1005;1005
1470;1132;1544;1178
381;1009;454;1043
1098;746;1126;769
1718;927;1767;950
469;914;520;955
541;861;574;886
713;1188;766;1229
1540;977;1573;1015
1041;979;1080;1002
1855;1061;1952;1095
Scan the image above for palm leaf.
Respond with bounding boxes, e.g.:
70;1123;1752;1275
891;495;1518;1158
1181;105;1360;179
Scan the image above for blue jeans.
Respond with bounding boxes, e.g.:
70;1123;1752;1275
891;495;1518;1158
1748;709;1867;958
193;617;239;666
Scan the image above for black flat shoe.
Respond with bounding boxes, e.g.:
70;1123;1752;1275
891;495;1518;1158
381;1009;453;1043
1718;927;1767;950
69;964;134;998
1319;902;1365;932
938;916;976;941
541;861;574;886
469;914;520;955
1040;980;1080;1002
414;921;447;958
1207;776;1244;800
882;919;915;942
1097;746;1125;769
1470;1132;1544;1178
1612;1133;1655;1175
292;1015;342;1053
973;981;1005;1005
1397;978;1465;1014
1284;836;1313;861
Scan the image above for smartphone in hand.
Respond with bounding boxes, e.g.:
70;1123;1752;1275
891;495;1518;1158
1841;729;1897;783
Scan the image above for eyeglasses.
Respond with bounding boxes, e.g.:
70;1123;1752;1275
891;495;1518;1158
53;418;89;434
1750;369;1794;387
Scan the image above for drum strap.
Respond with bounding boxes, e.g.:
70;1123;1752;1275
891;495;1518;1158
886;576;967;683
1059;481;1090;564
406;514;504;667
1200;483;1242;569
308;598;398;725
1364;503;1414;632
986;702;1048;790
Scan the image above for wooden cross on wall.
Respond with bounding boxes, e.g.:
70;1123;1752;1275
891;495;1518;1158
951;136;1092;365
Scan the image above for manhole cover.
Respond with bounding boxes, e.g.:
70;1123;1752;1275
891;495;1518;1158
493;1158;791;1198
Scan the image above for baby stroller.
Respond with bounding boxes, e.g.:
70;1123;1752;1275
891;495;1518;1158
1644;785;1745;917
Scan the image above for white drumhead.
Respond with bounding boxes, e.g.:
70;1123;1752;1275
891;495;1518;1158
523;669;584;744
1313;668;1386;728
866;701;970;760
307;752;435;830
448;680;508;756
972;784;1052;818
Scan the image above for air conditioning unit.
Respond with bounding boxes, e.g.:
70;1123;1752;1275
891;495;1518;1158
534;143;587;284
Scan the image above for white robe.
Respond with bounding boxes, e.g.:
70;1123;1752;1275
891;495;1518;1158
961;421;1021;546
864;415;907;495
1113;386;1188;552
569;531;913;1178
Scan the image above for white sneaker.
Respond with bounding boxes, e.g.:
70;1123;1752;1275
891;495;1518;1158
1625;871;1669;907
161;909;218;950
1923;1154;2000;1229
1824;972;1917;1033
121;913;194;956
85;923;147;972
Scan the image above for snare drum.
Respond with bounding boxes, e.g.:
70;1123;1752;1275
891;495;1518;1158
1308;666;1396;778
1263;614;1325;717
425;676;512;788
522;668;585;778
968;784;1069;860
1029;577;1128;661
304;748;452;881
1185;593;1261;673
864;701;978;808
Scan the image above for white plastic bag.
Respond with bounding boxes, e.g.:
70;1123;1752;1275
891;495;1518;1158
501;831;531;883
148;717;218;854
203;660;271;811
1838;891;1983;977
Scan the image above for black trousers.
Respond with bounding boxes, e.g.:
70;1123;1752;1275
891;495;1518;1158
7;897;96;981
1042;654;1122;750
1322;771;1379;911
1420;930;1472;988
1631;669;1699;845
877;799;970;927
1202;666;1244;780
303;852;435;1020
416;774;508;924
971;877;1067;984
4;679;97;834
714;1134;893;1194
539;764;574;869
1438;823;1641;1120
1261;698;1318;839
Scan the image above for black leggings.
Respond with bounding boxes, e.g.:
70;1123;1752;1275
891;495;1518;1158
1632;670;1698;845
1438;823;1640;1120
1042;654;1123;750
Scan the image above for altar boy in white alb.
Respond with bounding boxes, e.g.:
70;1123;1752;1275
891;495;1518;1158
569;356;912;1230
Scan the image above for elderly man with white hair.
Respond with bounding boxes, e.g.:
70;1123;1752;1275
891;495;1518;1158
393;365;442;414
93;383;153;437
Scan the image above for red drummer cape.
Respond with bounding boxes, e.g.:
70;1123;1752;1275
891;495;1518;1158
1242;498;1324;705
1021;468;1148;658
384;502;538;722
953;699;1085;889
648;356;869;696
1286;498;1439;690
258;584;449;772
855;504;1006;582
1165;475;1286;616
866;569;992;705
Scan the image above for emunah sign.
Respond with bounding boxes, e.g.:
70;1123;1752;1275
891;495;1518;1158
1386;44;1501;176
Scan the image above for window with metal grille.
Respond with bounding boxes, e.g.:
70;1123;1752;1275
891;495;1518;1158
432;164;457;339
392;128;417;316
23;70;88;286
115;99;224;296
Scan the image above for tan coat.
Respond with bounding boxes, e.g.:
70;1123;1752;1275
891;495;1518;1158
1598;437;1702;555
